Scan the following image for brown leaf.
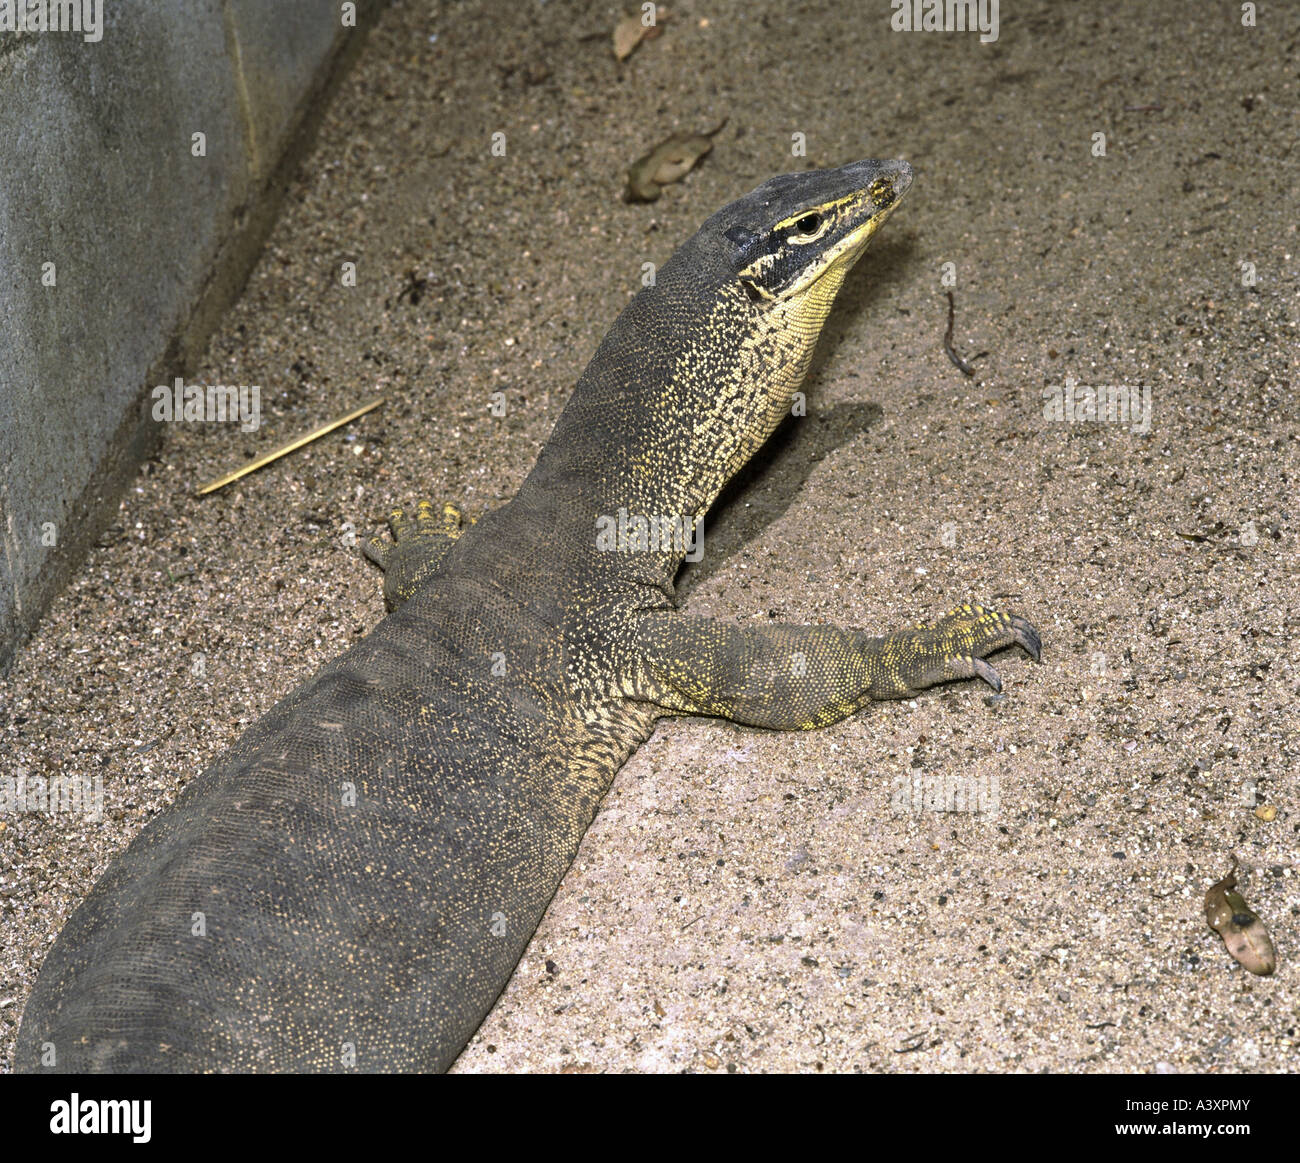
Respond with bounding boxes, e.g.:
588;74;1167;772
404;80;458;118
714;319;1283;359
1205;863;1277;975
613;7;671;61
612;15;644;61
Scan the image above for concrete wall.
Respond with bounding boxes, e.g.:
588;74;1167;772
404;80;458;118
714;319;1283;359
0;0;378;673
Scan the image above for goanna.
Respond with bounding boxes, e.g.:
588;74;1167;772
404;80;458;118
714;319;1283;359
17;157;1039;1072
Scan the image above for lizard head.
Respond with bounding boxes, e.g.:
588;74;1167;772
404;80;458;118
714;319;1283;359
715;157;912;309
540;158;914;567
600;157;915;532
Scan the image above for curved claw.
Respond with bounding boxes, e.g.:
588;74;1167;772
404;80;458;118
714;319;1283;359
971;657;1002;693
1009;615;1042;662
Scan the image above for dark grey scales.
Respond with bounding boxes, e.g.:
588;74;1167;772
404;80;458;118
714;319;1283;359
16;158;1039;1072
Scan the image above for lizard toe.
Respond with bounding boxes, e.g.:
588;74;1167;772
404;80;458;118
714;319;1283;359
1009;615;1042;662
362;535;390;569
388;506;411;539
971;656;1003;692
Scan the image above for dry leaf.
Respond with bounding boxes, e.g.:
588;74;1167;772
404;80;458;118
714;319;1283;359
613;7;671;62
1205;861;1277;976
613;15;643;60
624;118;727;203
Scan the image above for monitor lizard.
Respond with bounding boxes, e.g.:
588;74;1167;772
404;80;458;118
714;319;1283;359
16;157;1040;1072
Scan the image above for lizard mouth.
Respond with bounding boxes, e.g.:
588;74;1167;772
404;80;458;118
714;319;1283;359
826;160;913;267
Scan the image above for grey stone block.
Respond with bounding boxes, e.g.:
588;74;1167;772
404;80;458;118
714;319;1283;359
0;1;378;672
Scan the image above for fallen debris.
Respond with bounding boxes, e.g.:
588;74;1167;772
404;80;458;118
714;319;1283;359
624;118;727;203
196;396;386;496
942;290;986;376
1204;857;1276;976
613;6;670;62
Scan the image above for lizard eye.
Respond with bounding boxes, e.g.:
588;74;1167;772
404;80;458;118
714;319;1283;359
794;213;823;235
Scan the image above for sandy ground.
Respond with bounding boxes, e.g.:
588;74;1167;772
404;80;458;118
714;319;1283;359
2;0;1296;1073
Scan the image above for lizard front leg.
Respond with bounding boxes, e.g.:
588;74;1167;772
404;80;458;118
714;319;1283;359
363;500;466;609
633;602;1040;729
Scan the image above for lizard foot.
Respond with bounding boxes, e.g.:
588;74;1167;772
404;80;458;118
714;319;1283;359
363;500;465;609
900;601;1041;694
